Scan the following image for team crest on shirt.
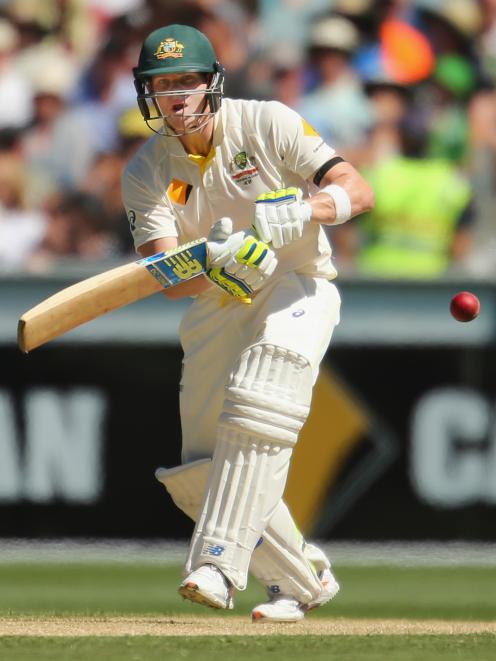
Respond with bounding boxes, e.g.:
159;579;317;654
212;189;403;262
154;38;184;59
229;151;259;186
233;151;248;169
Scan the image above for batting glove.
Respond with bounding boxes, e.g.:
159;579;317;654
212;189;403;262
254;187;312;249
207;217;277;299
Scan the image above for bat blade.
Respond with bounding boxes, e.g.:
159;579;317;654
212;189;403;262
18;238;207;353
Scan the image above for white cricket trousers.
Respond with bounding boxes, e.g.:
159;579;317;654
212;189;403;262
178;272;341;461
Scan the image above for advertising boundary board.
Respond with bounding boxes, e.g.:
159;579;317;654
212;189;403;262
1;341;495;540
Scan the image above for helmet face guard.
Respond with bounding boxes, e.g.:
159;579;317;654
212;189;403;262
133;24;225;136
134;64;224;136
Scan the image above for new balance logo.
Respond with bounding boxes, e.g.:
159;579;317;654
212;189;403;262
165;252;203;279
203;543;225;557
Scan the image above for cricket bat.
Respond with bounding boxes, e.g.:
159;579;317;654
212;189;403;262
18;238;208;353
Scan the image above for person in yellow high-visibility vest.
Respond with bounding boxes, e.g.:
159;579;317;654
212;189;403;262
356;121;473;278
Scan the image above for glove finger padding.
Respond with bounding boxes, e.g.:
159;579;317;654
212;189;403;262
254;187;312;249
277;205;293;248
230;235;277;290
254;248;277;278
225;250;276;288
254;205;272;244
266;204;283;249
287;202;304;241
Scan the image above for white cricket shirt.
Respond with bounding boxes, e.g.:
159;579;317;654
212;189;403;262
122;98;338;280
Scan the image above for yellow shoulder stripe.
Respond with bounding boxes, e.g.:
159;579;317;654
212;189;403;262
302;118;320;137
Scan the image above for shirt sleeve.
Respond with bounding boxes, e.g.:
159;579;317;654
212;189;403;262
260;101;337;182
121;157;178;252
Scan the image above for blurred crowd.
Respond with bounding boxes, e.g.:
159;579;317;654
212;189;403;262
2;0;496;279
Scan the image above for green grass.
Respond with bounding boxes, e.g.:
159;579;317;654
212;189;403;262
0;563;494;620
1;635;495;661
0;564;262;616
0;563;495;661
335;566;496;621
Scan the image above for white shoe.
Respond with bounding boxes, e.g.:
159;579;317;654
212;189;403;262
252;595;305;622
178;564;234;610
251;568;340;623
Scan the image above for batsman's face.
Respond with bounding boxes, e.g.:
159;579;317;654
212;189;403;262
150;72;209;130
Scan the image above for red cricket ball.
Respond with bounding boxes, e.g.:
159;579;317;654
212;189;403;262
450;291;480;322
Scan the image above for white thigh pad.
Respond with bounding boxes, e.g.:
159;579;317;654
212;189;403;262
185;344;313;589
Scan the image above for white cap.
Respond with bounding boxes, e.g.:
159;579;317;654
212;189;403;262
417;0;482;38
310;15;360;54
23;47;77;97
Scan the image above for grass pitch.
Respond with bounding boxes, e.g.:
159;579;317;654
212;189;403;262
0;562;495;660
1;634;496;661
0;563;494;620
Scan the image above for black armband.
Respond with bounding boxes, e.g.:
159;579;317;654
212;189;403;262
313;157;346;187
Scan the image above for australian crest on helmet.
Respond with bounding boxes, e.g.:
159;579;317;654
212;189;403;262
154;38;184;60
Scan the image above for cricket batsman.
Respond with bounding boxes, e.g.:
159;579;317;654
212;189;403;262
122;24;374;622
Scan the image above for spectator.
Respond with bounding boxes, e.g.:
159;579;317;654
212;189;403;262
416;0;487;165
29;192;118;271
194;0;255;99
298;14;375;163
20;52;76;206
463;41;496;273
117;107;152;159
80;108;151;256
359;62;413;166
351;120;474;278
257;0;331;53
0;153;46;271
423;53;477;164
47;38;136;190
1;1;496;275
270;46;306;108
0;18;33;129
417;0;483;60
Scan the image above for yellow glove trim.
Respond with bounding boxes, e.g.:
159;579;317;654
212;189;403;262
235;236;269;268
256;187;300;203
208;267;252;302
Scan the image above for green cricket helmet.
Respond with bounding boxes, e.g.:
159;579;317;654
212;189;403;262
133;24;225;135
